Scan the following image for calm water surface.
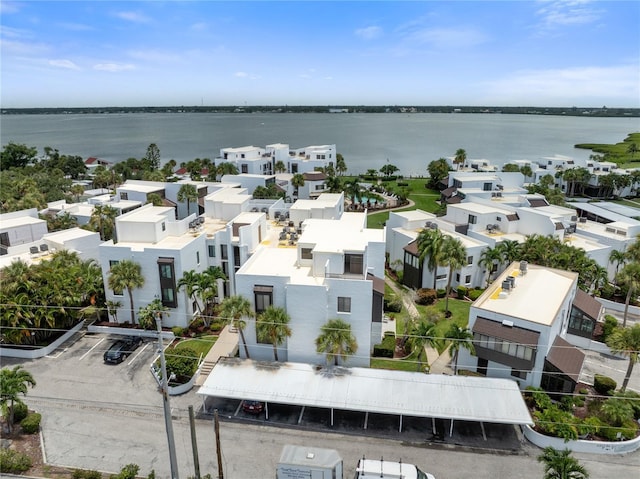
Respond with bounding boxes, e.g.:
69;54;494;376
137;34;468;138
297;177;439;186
1;113;638;176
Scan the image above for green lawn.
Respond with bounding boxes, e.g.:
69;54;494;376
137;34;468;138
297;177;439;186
173;335;217;358
574;132;640;166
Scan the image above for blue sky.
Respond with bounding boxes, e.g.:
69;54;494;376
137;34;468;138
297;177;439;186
1;0;638;108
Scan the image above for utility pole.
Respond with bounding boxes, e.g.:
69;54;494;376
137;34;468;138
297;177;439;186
214;409;224;479
156;316;180;479
189;405;201;479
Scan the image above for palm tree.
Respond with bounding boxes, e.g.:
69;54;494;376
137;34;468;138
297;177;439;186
417;228;444;289
291;173;305;198
615;263;640;327
444;325;475;374
335;153;347;176
520;165;533;182
178;270;203;315
0;365;36;433
479;246;502;287
537;447;589;479
274;160;286;173
411;320;440;372
107;260;145;324
256;306;292;361
89;204;118;241
106;300;122;322
199;266;226;321
608;249;627;285
218;295;254;358
343;178;362;206
606;324;640;392
495;239;521;271
454;148;466;170
69;183;85;202
177;183;199;217
440;236;467;315
137;298;169;330
315;318;358;367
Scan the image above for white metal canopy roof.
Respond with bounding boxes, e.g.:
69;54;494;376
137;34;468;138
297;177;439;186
197;358;533;425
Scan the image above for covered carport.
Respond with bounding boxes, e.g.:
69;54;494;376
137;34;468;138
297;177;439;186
197;358;533;439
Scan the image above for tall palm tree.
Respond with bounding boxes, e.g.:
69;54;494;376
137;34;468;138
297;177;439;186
606;324;640;392
444;325;475;374
479;246;502;287
440;236;467;315
178;270;203;315
199;267;226;320
106;300;122;322
495;239;521;272
615;263;640;327
609;249;628;285
335;153;347;176
256;306;292;361
520;165;533;182
218;295;254;358
177;183;199;217
315;318;358;367
274;160;286;173
537;447;589;479
89;204;118;241
416;228;445;289
0;365;36;433
107;260;145;324
454;148;466;170
291;173;305;198
411;320;440;372
343;178;363;206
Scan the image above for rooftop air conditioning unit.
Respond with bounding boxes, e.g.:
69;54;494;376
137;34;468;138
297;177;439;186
519;261;528;275
579;217;587;223
502;280;512;291
570;215;578;222
502;320;514;328
430;223;438;230
425;221;433;228
508;275;516;288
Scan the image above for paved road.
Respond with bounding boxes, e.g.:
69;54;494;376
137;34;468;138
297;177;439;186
5;330;640;478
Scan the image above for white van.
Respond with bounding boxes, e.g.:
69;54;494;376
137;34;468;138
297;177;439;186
354;458;436;479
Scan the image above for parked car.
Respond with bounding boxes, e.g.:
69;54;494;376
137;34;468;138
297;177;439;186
103;336;143;364
242;400;264;414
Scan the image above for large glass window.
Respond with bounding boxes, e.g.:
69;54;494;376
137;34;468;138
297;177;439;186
337;297;351;313
158;258;177;308
254;285;273;314
344;253;364;274
468;214;477;224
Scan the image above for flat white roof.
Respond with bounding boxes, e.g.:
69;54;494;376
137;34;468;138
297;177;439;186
449;202;514;216
474;262;577;326
43;227;97;242
198;359;533;425
0;215;45;229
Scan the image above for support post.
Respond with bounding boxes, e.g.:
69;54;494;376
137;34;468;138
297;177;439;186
449;418;454;437
189;405;200;479
156;317;179;479
214;409;224;479
480;421;487;441
399;414;403;433
364;411;369;430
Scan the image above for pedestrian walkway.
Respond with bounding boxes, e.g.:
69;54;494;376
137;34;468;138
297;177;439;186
384;276;453;374
195;325;238;386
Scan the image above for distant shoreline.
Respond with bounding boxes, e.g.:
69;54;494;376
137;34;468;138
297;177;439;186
2;105;639;118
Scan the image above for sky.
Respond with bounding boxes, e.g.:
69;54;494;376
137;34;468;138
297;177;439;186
1;0;639;108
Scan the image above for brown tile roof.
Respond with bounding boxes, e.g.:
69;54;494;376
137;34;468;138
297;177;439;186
546;336;585;382
303;171;327;181
472;317;540;347
528;198;548;208
162;198;177;208
367;273;385;295
447;196;463;204
441;186;457;197
506;213;519;221
403;239;419;256
572;289;602;321
555;222;565;230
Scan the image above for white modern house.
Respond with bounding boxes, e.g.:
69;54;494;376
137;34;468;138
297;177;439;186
457;262;585;393
0;208;48;256
235;210;385;367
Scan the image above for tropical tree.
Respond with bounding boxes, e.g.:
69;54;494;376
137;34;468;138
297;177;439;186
315;318;358;367
325;175;342;193
274;160;286;174
444;325;475;374
146;192;164;206
495;239;521;271
199;267;226;321
0;142;38;169
216;161;239;178
137;298;169;330
626;142;638;159
177;183;198;217
537;447;589;479
106;300;122;322
454;148;466;170
439;235;467;315
411;320;440;372
520;165;533;182
502;163;521;173
178;269;203;315
479;246;502;287
218;295;254;358
143;143;161;171
380;163;399;178
427;158;450;187
606;324;640;392
291;173;305;198
256;306;292;361
69;183;85;202
343;178;363;206
417;228;444;289
608;249;628;285
88;204;118;241
615;263;640;327
335;153;347;176
107;260;145;324
0;366;36;433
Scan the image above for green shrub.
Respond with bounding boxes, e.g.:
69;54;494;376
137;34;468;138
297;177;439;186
594;374;617;395
456;285;468;299
596;420;638;441
20;412;41;434
573;395;585;407
599;283;615;300
0;449;32;473
579;388;589;395
73;469;103;479
171;326;184;337
415;288;437;305
534;405;580;442
110;464;139;479
602;315;618;342
614;390;640;419
436;288;446;298
559;395;575;411
468;289;483;301
384;298;402;313
162;346;199;382
373;333;395;358
210;319;226;332
12;401;28;423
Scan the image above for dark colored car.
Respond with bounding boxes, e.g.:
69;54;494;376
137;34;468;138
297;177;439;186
242;400;264;414
103;336;143;364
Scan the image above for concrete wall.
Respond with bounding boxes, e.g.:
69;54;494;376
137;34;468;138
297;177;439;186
0;321;85;359
524;425;640;454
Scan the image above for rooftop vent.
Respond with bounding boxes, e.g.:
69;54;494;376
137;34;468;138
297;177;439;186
425;221;433;228
579;217;587;223
502;280;512;291
507;275;516;288
502;320;514;327
430;222;438;230
570;215;577;222
519;261;528;275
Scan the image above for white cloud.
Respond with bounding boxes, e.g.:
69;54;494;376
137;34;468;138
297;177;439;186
0;38;49;55
93;63;135;72
49;59;81;70
114;11;151;23
235;71;248;78
535;0;602;28
486;64;640;105
355;26;382;40
0;1;21;14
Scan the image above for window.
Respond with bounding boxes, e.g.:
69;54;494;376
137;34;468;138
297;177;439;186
233;246;241;267
158;258;177;308
208;245;216;258
496;216;502;222
465;275;471;284
121;192;128;200
254;285;273;314
196;251;200;265
483;182;492;191
344;253;364;275
436;273;447;280
241;164;248;174
467;256;473;265
301;248;313;260
511;368;527;380
468;214;477;224
337;297;351;313
161;222;166;231
220;245;228;260
109;260;123;295
456;273;461;282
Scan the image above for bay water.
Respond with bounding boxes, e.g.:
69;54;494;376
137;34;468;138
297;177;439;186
1;112;638;176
